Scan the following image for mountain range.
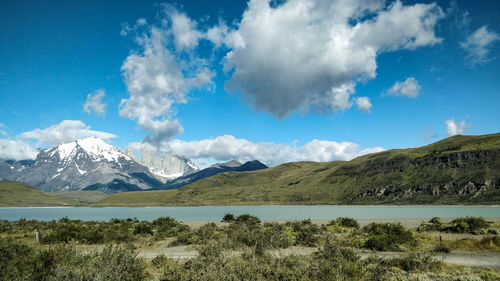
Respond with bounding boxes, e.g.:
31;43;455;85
0;137;267;193
97;133;500;206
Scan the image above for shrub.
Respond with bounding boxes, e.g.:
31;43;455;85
327;217;360;233
235;214;261;226
151;254;169;269
442;217;490;234
417;217;443;232
311;238;366;280
382;253;441;272
259;222;293;249
196;223;221;243
134;221;153;235
433;244;451;253
362;223;415;251
221;213;235;222
286;219;322;246
335;217;360;229
419;217;491;234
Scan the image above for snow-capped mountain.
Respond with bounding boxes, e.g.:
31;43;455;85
125;148;198;179
0;137;162;193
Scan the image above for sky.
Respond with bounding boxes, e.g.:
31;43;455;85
1;0;499;168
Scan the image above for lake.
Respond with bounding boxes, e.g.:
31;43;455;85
1;205;499;222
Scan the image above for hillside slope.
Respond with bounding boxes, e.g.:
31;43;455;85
0;181;74;207
96;133;500;206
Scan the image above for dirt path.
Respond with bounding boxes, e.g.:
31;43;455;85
137;246;500;269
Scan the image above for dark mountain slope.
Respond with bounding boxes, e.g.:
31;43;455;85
157;160;268;190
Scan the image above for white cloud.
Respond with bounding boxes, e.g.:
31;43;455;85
120;21;214;145
0;139;38;160
120;0;444;148
220;0;443;117
0;123;7;137
83;89;107;116
356;97;372;113
129;135;384;167
461;25;500;65
385;77;421;98
445;117;470;136
136;18;147;26
19;120;116;145
168;9;203;51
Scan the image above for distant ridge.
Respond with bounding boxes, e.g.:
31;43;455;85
157;159;268;190
0;181;73;207
96;133;500;206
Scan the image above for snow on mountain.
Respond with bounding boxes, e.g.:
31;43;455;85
0;137;162;193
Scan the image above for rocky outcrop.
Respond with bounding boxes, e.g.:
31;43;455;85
125;148;198;180
346;149;500;203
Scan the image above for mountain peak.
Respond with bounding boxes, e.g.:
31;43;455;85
211;160;242;169
49;137;130;163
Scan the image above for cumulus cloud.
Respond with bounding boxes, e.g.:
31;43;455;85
461;25;500;65
129;135;384;167
355;97;372;113
445;117;470;136
120;15;214;145
168;9;203;51
0;139;39;160
120;0;444;148
19;120;116;145
385;77;421;98
221;0;443;117
83;89;107;116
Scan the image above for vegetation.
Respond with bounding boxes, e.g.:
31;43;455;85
95;133;500;206
45;190;108;204
418;217;494;234
0;181;74;207
362;223;416;251
0;239;147;281
0;215;499;280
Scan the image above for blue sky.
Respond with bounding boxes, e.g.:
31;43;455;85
1;0;499;167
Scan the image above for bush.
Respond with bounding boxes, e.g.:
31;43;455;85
326;217;360;233
433;244;451;253
417;217;443;232
382;253;441;272
286;219;322;246
0;240;148;281
444;217;490;234
335;217;360;229
235;214;261;226
151;254;169;269
418;217;491;234
134;221;153;235
221;213;235;222
362;223;415;251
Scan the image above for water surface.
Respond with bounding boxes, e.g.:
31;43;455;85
1;206;499;222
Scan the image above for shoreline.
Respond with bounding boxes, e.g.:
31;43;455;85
183;217;500;228
2;204;500;208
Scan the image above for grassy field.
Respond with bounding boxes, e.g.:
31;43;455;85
0;181;74;207
46;190;108;204
96;133;500;206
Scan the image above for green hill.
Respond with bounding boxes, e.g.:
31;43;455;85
0;181;74;207
96;133;500;206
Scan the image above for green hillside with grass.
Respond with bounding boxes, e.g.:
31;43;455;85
0;181;74;207
97;133;500;206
